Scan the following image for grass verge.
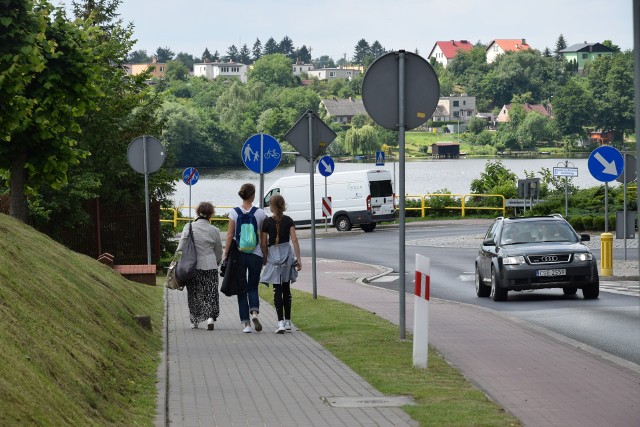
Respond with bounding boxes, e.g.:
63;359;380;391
260;286;520;427
0;213;163;426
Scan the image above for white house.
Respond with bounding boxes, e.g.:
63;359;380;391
485;39;531;63
433;95;477;122
308;67;360;81
193;61;247;83
292;61;314;76
427;40;474;68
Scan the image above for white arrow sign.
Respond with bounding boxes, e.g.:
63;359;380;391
320;158;332;174
594;152;619;175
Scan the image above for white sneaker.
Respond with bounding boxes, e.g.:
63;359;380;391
190;323;198;329
251;313;262;332
284;320;292;331
275;320;286;334
242;324;252;333
207;318;214;331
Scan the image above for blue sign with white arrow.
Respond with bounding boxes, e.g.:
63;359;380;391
317;155;334;177
588;146;623;182
375;151;385;166
242;133;281;174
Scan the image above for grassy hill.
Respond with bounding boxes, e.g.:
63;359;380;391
0;214;163;426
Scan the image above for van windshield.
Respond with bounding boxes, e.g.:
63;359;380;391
369;180;393;197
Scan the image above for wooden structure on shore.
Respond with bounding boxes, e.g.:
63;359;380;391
431;142;460;158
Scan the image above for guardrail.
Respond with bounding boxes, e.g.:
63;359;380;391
162;195;506;229
404;194;505;218
160;205;233;228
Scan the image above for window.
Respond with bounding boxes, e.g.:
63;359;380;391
329;71;336;77
582;53;588;59
453;101;459;107
463;100;466;105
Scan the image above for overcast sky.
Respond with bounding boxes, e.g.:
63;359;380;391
60;0;635;60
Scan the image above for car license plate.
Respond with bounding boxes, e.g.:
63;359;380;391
536;269;566;277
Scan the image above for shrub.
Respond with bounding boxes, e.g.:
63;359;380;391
580;215;593;231
592;215;605;231
568;216;582;231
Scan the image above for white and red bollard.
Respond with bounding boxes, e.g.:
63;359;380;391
413;254;430;368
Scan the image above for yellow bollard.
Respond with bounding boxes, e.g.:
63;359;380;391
600;232;613;276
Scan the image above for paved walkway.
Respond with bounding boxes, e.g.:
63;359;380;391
157;254;640;427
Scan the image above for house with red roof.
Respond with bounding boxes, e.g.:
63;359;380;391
496;103;552;123
427;40;474;67
486;39;531;63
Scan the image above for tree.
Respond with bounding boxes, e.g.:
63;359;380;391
226;44;238;62
252;38;262;62
588;52;634;142
602;40;621;53
552;76;594;136
127;49;151;63
352;39;371;65
247;54;296;87
517;112;554;149
263;37;278;55
279;36;295;59
295;45;312;63
165;60;189;81
467;117;487;135
314;55;335;69
202;47;213;62
370;41;386;60
554;34;567;59
470;160;517;197
175;52;196;70
0;1;104;221
238;44;251;64
155;46;175;62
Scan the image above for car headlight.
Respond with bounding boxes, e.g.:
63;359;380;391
502;256;525;265
574;253;593;262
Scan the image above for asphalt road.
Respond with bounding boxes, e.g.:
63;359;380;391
299;223;640;365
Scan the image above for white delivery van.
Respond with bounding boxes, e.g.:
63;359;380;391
263;169;396;232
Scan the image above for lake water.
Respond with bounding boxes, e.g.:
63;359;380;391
170;156;617;211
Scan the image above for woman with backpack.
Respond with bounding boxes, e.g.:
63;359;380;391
259;194;302;334
224;183;267;333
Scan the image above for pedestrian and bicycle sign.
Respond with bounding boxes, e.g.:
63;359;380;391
588;146;623;182
241;133;281;174
182;167;199;185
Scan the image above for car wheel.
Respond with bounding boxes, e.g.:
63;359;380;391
475;265;490;297
335;215;352;232
490;266;507;301
582;269;599;299
360;223;376;232
563;287;578;295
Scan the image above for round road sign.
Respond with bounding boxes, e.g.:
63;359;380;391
182;167;199;185
362;51;440;131
242;133;281;174
127;135;165;174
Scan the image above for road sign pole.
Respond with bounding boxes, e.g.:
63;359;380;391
308;112;317;299
260;133;265;204
325;177;328;232
605;182;609;233
142;135;152;265
398;51;406;340
623;154;627;260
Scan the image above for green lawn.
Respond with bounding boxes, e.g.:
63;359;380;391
260;287;521;427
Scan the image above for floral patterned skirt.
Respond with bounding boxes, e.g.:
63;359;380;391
186;269;219;324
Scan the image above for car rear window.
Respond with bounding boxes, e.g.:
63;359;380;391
369;180;393;197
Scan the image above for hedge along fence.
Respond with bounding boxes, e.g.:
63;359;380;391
568;214;638;232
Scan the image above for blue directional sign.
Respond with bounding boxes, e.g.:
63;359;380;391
317;155;334;177
182;167;199;185
588;146;623;182
242;133;281;174
375;151;385;166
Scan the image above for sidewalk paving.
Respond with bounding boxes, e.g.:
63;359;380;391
157;255;640;427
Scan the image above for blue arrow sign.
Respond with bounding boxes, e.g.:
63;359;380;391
375;151;385;166
182;167;199;185
242;133;282;174
588;146;623;182
317;155;334;177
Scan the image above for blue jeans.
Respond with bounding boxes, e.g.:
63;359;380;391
237;252;262;323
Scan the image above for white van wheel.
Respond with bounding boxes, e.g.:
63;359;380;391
335;216;352;232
